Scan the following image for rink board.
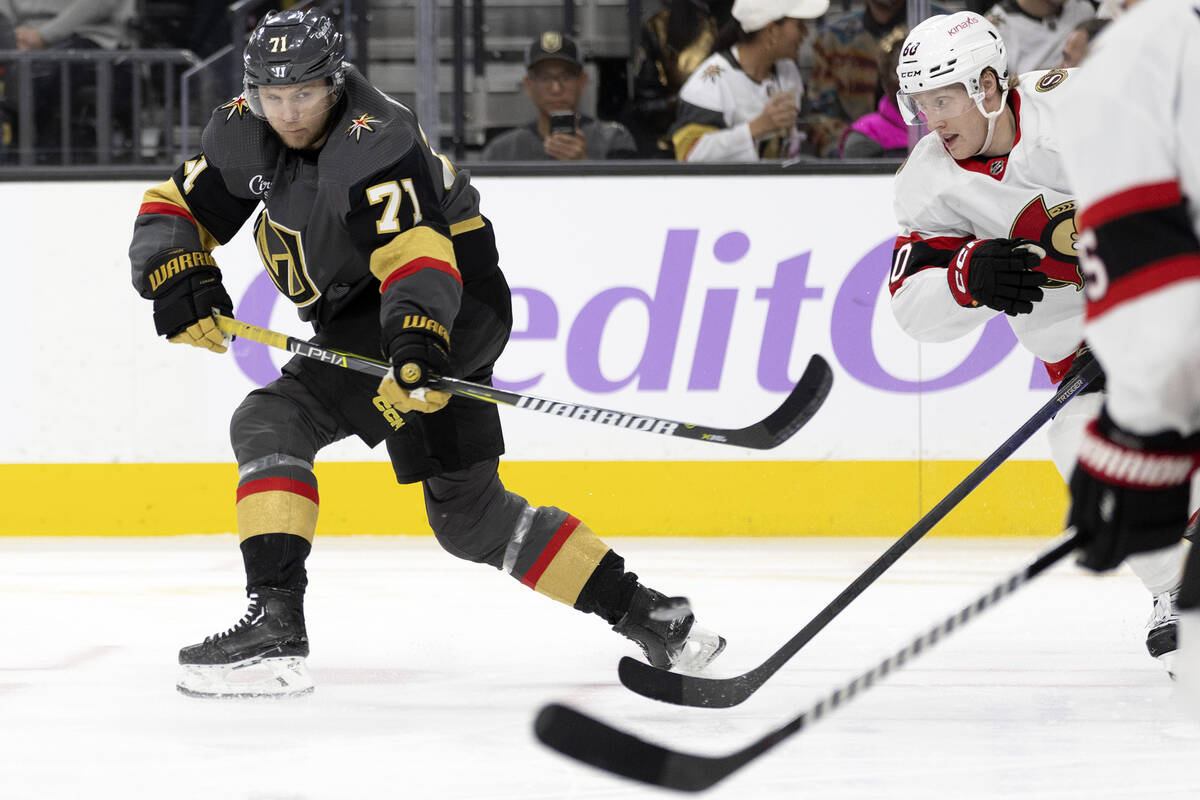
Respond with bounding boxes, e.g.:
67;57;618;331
1;177;1074;537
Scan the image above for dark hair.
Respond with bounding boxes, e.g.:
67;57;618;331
666;0;708;51
712;17;753;51
1074;17;1110;41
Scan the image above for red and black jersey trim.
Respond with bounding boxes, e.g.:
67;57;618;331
160;159;260;246
890;232;972;295
1081;180;1200;318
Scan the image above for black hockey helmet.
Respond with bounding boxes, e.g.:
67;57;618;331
243;9;346;117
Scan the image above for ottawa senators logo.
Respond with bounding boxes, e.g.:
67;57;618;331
1034;69;1068;92
1010;196;1084;290
253;211;321;306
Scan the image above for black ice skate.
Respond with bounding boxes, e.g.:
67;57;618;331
613;586;726;673
1147;589;1179;679
177;588;313;698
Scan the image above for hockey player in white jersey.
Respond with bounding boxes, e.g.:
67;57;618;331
1057;0;1200;685
887;10;1192;671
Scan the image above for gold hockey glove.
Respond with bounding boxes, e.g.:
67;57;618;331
378;332;451;414
149;251;233;354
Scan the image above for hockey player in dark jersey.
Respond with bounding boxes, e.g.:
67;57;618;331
128;9;725;698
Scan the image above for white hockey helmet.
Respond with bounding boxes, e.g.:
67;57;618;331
895;12;1008;125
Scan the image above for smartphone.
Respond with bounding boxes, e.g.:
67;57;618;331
549;110;578;135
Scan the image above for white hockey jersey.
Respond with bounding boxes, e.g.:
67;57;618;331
1059;0;1200;436
985;0;1096;72
890;69;1086;379
670;48;804;162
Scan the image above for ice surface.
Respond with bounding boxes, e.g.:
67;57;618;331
1;536;1198;799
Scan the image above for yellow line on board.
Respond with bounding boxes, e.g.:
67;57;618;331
0;461;1067;537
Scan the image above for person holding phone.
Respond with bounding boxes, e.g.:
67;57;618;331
481;31;638;161
669;0;828;162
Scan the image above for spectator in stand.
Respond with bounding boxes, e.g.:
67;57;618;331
481;32;637;161
1;0;129;51
0;0;133;162
1056;17;1109;68
670;0;828;162
985;0;1095;73
805;0;936;159
627;0;732;158
838;25;907;159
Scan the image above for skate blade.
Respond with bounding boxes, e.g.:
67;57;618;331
177;655;314;699
1159;651;1177;681
672;626;727;675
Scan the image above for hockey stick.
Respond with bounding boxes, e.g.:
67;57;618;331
619;357;1101;707
213;315;833;450
536;530;1082;792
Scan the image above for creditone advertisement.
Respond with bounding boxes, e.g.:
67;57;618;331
2;177;1068;537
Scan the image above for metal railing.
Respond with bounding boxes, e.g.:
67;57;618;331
0;48;200;166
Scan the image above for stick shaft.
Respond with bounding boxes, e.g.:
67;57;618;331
620;356;1102;706
214;314;829;449
536;531;1082;791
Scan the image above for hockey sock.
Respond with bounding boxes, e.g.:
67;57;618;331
240;533;312;593
575;550;641;625
510;509;612;608
1127;539;1188;596
234;463;319;593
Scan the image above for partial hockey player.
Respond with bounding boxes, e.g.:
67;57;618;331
887;10;1193;671
1056;0;1200;682
128;9;724;698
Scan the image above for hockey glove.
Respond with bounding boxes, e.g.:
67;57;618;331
1068;408;1200;572
150;251;233;354
378;331;452;414
948;237;1050;316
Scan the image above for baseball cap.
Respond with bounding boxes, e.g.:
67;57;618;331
525;31;583;69
731;0;830;31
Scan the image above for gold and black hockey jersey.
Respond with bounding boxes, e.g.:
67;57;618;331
130;66;496;349
129;67;510;449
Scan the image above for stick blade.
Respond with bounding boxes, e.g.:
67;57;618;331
534;703;727;792
732;354;833;449
619;656;754;708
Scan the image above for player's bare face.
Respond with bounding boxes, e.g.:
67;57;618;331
907;85;984;159
258;79;338;150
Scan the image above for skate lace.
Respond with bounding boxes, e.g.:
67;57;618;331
206;594;265;642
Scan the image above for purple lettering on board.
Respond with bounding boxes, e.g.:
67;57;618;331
565;229;696;392
755;252;824;391
688;231;749;390
1029;358;1057;389
495;288;559;391
233;271;282;388
831;237;1018;392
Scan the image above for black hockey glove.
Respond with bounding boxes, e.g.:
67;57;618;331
149;251;233;354
378;329;452;414
1068;408;1200;572
948;237;1050;316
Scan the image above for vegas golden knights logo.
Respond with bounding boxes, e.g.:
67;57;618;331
254;211;320;306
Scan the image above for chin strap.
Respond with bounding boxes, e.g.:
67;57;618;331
972;88;1009;156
